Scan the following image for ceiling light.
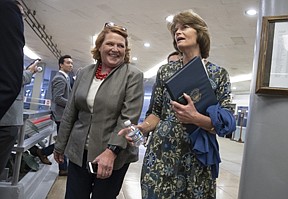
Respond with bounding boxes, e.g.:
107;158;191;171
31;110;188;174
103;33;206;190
230;73;252;83
145;61;252;83
144;43;150;48
245;9;257;16
24;46;41;59
144;59;167;78
132;57;138;61
166;15;174;23
92;35;97;46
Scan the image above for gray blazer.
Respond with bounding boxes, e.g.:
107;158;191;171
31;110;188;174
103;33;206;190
50;71;71;122
0;70;33;126
55;62;144;170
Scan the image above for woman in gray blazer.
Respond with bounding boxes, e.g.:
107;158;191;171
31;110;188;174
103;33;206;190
54;22;144;199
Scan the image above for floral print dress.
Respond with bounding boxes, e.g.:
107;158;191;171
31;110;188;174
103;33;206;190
141;60;232;199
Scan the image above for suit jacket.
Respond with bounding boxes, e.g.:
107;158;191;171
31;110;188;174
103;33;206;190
50;71;72;122
0;0;25;120
55;62;144;170
0;70;34;126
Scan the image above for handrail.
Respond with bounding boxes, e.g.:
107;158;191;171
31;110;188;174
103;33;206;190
23;109;51;119
13;127;53;153
11;109;54;185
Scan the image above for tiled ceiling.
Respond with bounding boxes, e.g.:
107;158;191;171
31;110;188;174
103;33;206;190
21;0;259;94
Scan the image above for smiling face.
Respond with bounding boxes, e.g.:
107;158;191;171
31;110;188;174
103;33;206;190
99;32;126;69
60;58;73;73
173;23;200;56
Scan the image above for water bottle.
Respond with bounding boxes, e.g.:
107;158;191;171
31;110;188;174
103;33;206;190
124;120;144;147
36;66;43;72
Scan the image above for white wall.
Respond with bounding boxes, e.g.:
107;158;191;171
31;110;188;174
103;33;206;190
232;93;250;107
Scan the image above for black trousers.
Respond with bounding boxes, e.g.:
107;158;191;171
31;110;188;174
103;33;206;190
0;126;18;175
65;150;129;199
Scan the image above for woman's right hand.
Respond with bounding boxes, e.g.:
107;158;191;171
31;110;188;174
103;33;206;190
53;150;65;164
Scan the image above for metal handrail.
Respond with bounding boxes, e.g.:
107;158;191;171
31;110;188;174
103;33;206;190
11;110;54;185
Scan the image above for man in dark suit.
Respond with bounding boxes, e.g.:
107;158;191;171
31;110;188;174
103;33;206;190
0;0;25;175
51;55;73;176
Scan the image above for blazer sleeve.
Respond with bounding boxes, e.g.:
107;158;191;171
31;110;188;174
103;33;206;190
22;70;33;85
52;76;68;108
109;68;144;148
0;0;25;120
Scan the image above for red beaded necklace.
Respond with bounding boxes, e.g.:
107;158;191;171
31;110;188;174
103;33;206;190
95;64;109;80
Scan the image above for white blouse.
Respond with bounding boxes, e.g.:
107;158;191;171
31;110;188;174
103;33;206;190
86;77;103;113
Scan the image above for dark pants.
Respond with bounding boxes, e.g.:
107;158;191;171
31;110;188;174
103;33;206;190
42;143;54;156
65;150;129;199
0;126;18;175
55;121;68;171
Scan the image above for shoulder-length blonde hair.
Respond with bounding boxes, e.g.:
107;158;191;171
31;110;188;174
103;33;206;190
169;10;210;59
91;26;131;63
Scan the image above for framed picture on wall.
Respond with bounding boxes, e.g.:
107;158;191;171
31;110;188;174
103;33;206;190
256;15;288;95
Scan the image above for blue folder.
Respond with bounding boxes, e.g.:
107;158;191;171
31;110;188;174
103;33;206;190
165;56;217;112
165;57;235;178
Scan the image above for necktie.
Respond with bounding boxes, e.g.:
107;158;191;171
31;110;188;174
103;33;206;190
66;77;71;88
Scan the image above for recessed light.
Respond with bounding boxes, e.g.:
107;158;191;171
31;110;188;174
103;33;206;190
166;15;174;23
144;43;150;47
24;46;41;59
132;57;138;61
245;9;257;16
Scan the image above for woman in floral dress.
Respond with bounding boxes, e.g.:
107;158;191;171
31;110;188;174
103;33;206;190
119;10;235;199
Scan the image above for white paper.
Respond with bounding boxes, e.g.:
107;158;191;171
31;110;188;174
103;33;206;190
269;21;288;88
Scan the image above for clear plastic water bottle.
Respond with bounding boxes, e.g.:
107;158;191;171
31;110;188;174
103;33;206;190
36;66;43;72
124;120;144;147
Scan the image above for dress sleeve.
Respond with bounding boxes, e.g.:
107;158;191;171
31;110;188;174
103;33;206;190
207;65;236;136
215;67;233;109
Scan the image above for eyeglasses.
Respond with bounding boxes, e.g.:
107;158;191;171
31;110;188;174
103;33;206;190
104;22;127;32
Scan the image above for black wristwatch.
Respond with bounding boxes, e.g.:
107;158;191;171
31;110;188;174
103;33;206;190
107;144;122;156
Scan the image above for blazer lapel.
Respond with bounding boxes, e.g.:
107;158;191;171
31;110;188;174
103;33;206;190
59;72;72;90
77;64;97;102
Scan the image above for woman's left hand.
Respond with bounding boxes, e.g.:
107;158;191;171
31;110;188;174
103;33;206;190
171;93;200;124
94;149;116;179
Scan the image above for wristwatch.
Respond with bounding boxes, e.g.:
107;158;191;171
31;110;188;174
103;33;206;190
107;144;122;156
